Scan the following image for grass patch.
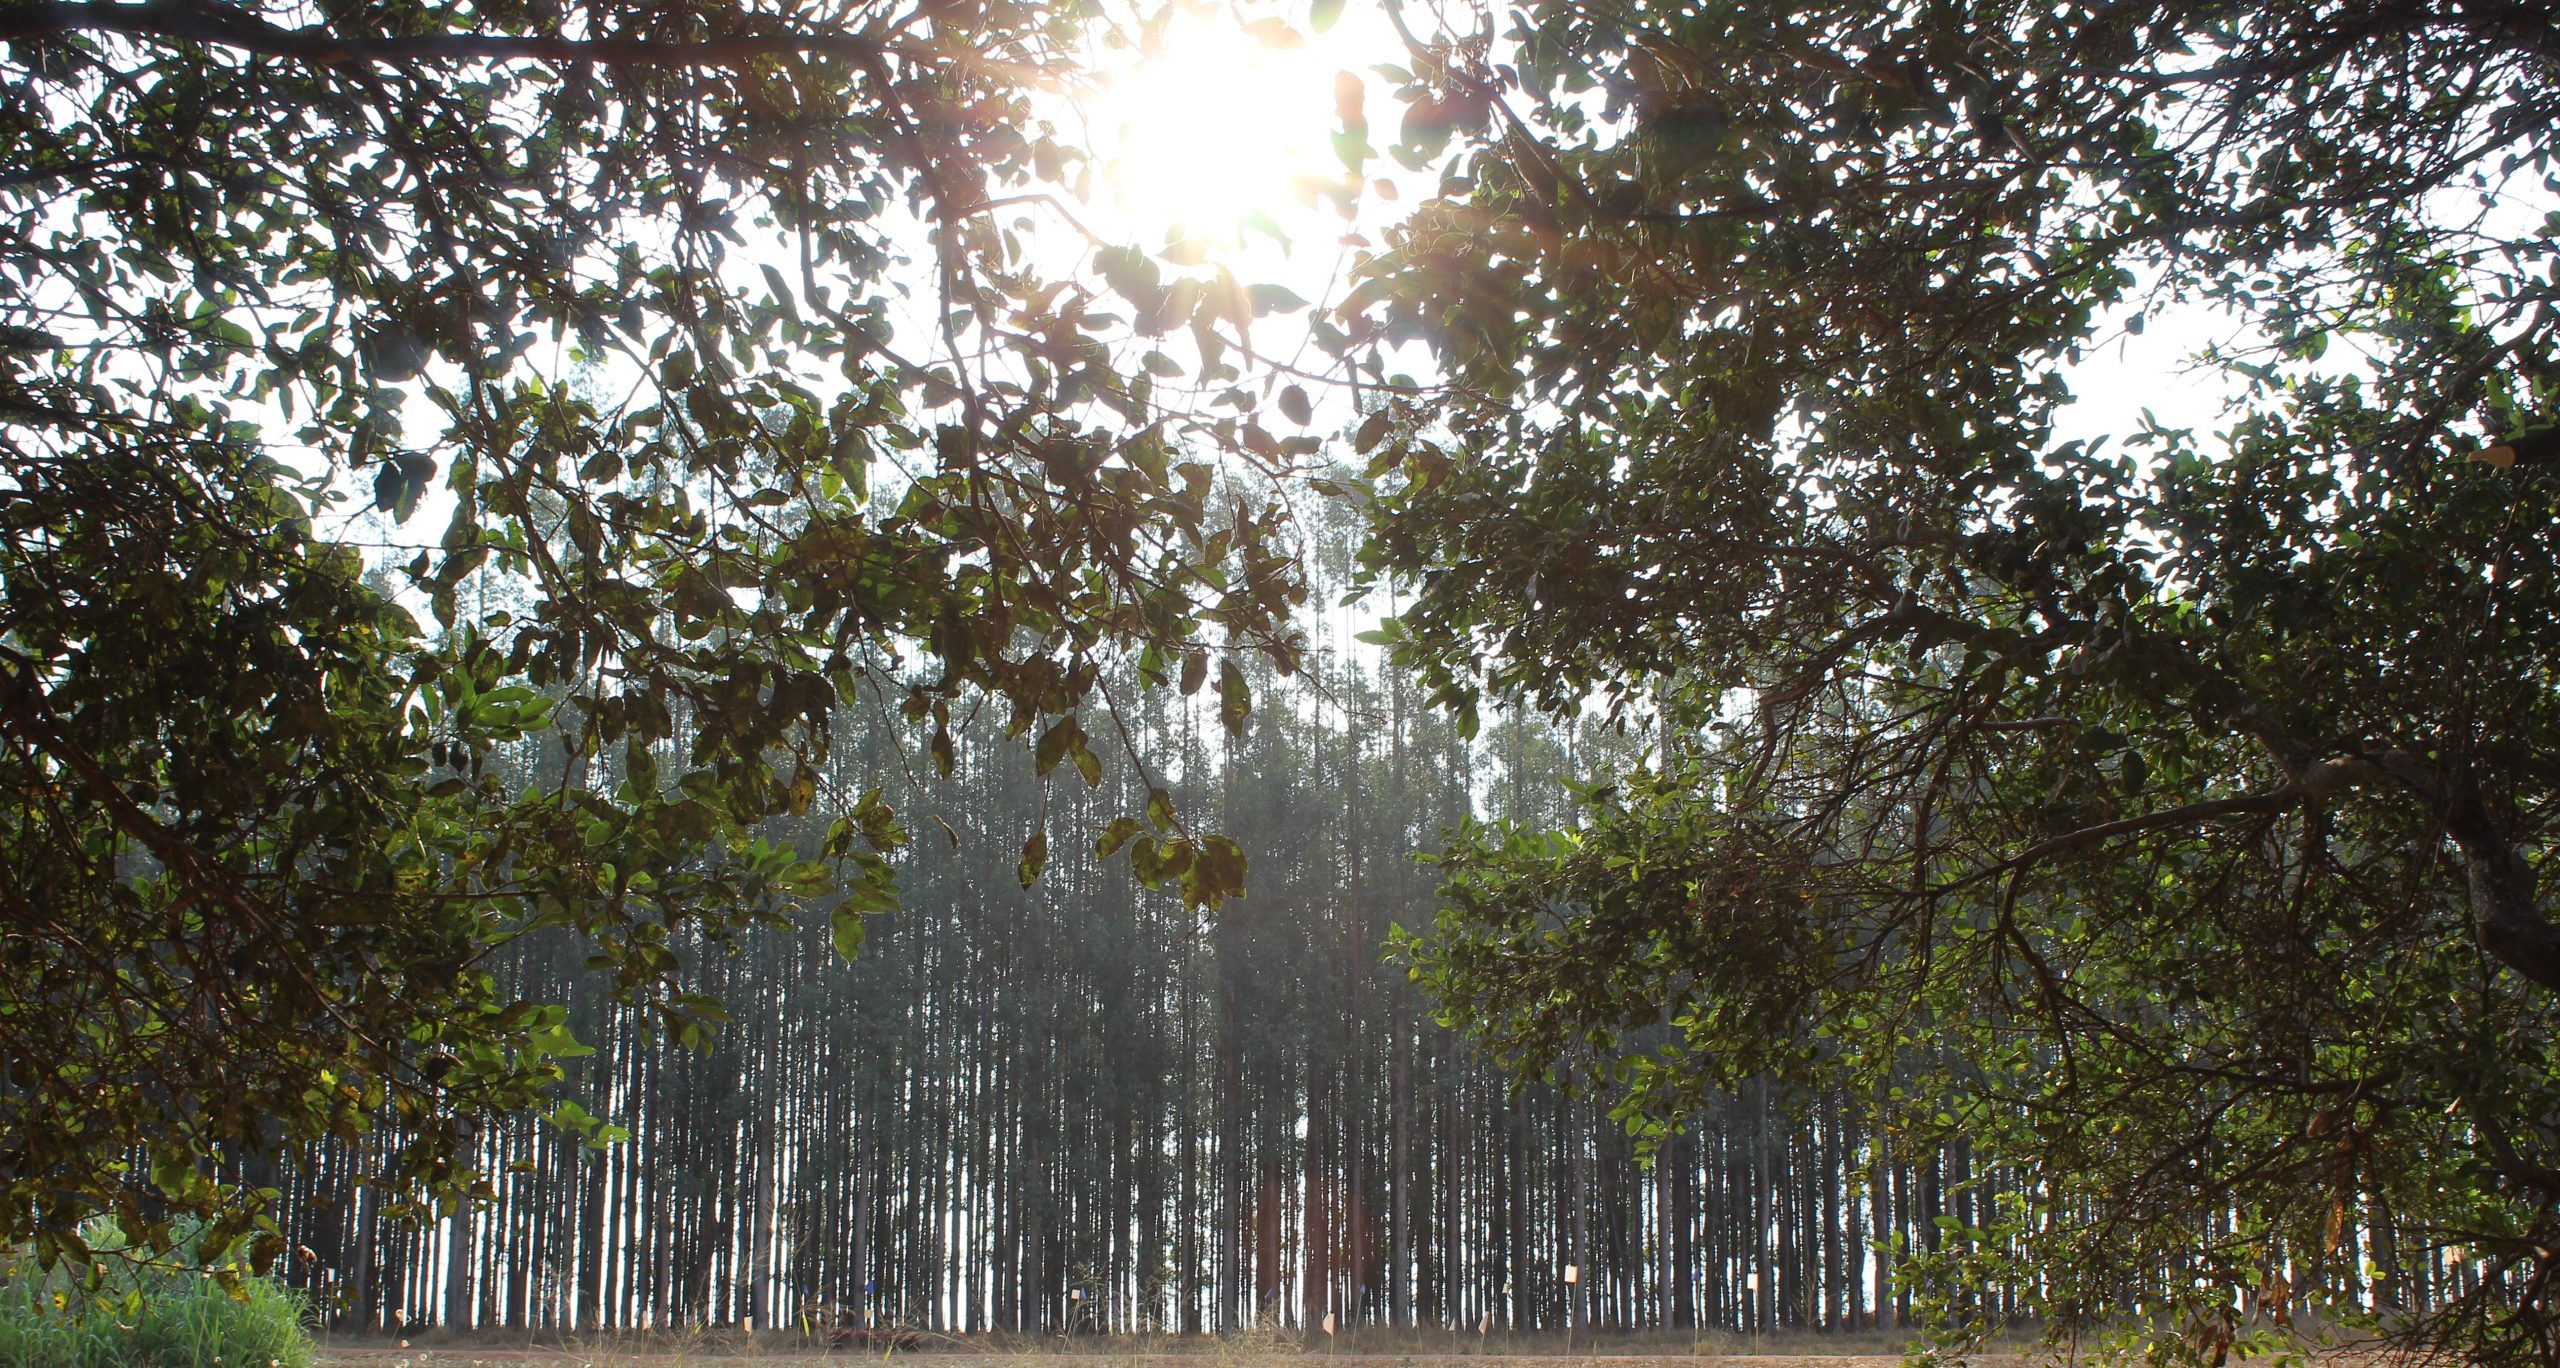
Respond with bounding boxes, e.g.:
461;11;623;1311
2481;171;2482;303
0;1222;315;1368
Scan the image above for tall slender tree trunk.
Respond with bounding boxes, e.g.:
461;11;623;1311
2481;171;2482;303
1180;970;1203;1333
1843;1108;1866;1331
850;1133;874;1328
578;1051;616;1331
349;1178;379;1332
1753;1080;1774;1334
445;1152;474;1333
1391;1012;1411;1328
1443;1064;1464;1329
1506;1103;1529;1327
746;988;782;1333
750;1105;778;1331
1567;1095;1587;1338
1304;1056;1328;1328
1655;1133;1676;1329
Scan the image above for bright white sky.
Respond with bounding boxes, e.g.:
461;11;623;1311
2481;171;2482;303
1058;0;1442;405
1063;0;2246;465
1075;1;1397;247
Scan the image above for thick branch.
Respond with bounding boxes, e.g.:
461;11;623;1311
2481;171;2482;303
1951;738;2560;997
0;650;389;1045
2350;748;2560;994
2472;1101;2560;1198
0;652;222;888
1935;754;2382;900
0;0;887;67
2438;782;2560;996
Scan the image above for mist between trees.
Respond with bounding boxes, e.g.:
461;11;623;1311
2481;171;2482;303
244;655;1965;1339
189;552;2456;1345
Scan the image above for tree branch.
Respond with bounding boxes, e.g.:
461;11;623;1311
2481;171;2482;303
1931;754;2384;902
1936;739;2560;998
2434;775;2560;996
0;648;385;1046
0;0;887;68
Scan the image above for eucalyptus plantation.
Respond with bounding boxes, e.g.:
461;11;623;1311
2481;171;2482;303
188;517;2460;1351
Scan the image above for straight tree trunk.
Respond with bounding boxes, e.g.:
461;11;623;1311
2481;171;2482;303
1391;1010;1411;1328
445;1176;473;1332
349;1177;379;1332
578;1058;616;1330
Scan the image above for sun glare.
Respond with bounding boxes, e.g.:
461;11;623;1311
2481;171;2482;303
1084;8;1354;245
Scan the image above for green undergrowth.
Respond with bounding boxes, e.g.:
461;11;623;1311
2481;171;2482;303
0;1222;313;1368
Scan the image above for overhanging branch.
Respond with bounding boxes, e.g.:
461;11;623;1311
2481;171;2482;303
0;647;386;1048
1932;753;2382;900
1934;742;2560;997
0;0;888;68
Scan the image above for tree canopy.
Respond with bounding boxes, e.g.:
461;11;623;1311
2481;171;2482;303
11;0;2560;1357
0;0;1307;1270
1353;0;2560;1360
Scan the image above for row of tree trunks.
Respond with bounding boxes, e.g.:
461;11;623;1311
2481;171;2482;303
241;640;2449;1336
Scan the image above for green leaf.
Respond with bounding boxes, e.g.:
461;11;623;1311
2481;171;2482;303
1096;816;1147;857
1278;384;1313;426
1331;129;1375;173
1354;409;1394;452
1248;283;1311;315
830;907;866;960
1035;716;1077;777
1017;828;1048;888
759;263;801;329
1218;658;1252;734
1183;834;1248;908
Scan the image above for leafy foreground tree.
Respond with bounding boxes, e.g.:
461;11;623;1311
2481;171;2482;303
1346;0;2560;1361
0;0;1304;1271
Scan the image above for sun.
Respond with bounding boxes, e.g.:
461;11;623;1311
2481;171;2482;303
1081;6;1354;244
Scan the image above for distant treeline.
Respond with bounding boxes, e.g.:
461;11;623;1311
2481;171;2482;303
236;616;2464;1339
